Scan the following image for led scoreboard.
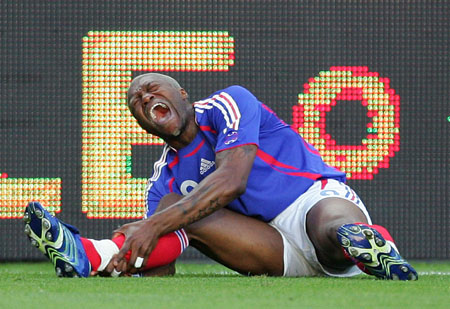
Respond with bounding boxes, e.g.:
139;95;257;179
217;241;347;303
1;34;401;219
294;66;400;180
0;29;400;219
81;31;235;219
1;0;448;260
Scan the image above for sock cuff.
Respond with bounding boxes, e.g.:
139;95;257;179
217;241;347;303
90;239;120;272
174;229;189;254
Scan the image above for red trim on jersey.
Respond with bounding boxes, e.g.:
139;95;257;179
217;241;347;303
215;143;259;153
256;149;322;180
184;139;205;158
301;138;320;156
261;103;289;126
168;177;175;192
269;164;322;179
168;155;179;169
321;179;328;189
199;125;217;134
301;138;321;156
256;149;298;170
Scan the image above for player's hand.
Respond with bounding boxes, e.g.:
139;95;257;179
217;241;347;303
110;219;161;274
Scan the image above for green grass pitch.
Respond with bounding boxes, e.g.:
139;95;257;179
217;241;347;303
0;261;449;308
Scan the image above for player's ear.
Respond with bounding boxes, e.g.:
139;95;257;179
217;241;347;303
180;88;189;100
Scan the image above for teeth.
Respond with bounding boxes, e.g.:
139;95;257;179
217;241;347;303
150;103;168;120
24;225;31;235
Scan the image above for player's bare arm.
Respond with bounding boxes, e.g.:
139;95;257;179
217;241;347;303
110;144;257;273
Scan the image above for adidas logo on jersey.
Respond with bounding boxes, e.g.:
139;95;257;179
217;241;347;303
200;158;215;175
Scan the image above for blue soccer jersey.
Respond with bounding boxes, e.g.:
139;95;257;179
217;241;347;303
145;86;346;222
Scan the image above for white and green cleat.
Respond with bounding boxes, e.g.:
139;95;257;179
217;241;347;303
23;202;91;277
337;223;418;280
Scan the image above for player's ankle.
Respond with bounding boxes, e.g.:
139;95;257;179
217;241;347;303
81;238;119;272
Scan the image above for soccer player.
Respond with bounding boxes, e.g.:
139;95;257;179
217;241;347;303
24;73;417;280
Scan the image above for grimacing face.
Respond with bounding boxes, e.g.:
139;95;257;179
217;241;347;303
127;74;191;140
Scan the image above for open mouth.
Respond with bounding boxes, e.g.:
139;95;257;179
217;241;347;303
150;102;171;122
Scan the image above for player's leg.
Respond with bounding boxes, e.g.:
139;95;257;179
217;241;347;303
306;197;368;270
306;192;417;280
186;208;284;276
145;192;284;276
23;201;187;277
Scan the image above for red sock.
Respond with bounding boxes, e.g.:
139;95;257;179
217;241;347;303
81;237;102;271
112;230;188;270
81;229;189;272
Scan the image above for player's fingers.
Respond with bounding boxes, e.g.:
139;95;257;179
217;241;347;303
126;244;142;271
112;225;129;238
115;259;127;274
104;255;118;274
132;238;157;272
140;243;155;271
114;238;132;267
127;266;139;274
128;239;151;272
111;231;123;239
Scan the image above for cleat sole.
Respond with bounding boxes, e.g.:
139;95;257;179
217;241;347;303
45;231;53;241
42;219;51;230
363;229;373;238
337;223;418;281
24;225;31;235
23;202;91;278
23;212;31;223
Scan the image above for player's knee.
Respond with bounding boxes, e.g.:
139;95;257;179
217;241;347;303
158;193;183;211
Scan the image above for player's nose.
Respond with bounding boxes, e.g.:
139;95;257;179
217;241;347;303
142;93;154;105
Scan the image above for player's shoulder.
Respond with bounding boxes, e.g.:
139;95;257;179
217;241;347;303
207;85;259;108
217;85;256;99
194;85;261;120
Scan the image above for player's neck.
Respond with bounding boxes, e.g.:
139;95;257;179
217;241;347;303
165;112;198;150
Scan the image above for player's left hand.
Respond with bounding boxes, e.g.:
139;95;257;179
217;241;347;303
108;219;161;274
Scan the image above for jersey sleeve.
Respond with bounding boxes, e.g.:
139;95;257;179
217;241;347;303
145;175;170;217
145;146;172;217
194;85;261;152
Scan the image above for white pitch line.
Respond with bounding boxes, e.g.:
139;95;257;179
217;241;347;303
418;271;450;276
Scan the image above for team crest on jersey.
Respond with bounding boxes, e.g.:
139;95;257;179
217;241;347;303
224;131;238;145
200;158;215;175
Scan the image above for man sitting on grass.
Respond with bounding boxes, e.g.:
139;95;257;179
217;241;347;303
24;73;417;280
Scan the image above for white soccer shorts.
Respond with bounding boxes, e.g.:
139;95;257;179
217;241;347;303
269;179;372;277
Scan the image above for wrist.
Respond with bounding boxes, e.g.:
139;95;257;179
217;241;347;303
146;211;171;236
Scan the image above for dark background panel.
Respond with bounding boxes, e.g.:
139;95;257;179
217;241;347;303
0;1;448;261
